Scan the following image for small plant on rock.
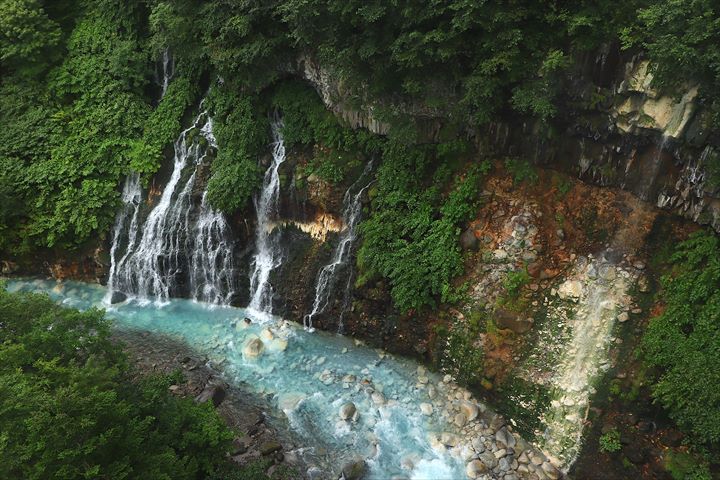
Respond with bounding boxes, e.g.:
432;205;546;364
599;429;622;453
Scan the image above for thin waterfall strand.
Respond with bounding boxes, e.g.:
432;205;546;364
248;118;286;314
304;162;374;330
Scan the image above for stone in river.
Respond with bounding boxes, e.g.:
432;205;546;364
339;402;357;420
109;291;127;304
243;337;264;358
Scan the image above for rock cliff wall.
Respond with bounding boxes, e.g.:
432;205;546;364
293;48;720;234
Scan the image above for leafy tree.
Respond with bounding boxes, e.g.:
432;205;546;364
358;141;484;312
0;0;62;74
0;286;232;480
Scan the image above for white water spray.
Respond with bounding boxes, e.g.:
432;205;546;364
158;48;174;98
248;117;286;314
190;189;236;304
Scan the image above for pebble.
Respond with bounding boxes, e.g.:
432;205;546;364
371;392;385;406
440;432;460;447
618;312;629;322
454;412;467;428
420;403;433;416
460;401;479;421
465;459;487;479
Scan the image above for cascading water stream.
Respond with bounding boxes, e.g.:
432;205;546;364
304;161;374;331
190;189;236;305
248;117;286;315
157;48;174;99
640;134;669;202
106;48;177;304
104;173;142;303
109;106;236;305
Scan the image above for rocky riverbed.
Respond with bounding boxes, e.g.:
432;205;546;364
8;278;565;479
113;329;306;478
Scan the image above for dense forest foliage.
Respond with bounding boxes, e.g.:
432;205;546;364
0;286;232;479
2;0;719;253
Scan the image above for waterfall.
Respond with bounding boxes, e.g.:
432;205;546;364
109;106;236;305
247;117;287;314
640;134;669;202
104;173;142;303
157;48;174;98
304;162;374;331
189;190;236;304
106;48;176;304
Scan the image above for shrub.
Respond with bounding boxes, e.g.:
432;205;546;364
599;429;622;453
503;267;531;299
504;158;538;185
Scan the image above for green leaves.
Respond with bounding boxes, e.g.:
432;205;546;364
358;140;482;312
204;84;265;213
0;287;232;480
642;231;720;444
0;0;61;74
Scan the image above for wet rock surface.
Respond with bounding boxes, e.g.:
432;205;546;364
112;329;307;478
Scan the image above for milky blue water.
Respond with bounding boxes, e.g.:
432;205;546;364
6;278;465;480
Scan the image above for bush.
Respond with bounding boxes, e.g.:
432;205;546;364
358;144;485;312
504;157;538;185
663;450;712;480
503;267;531;299
599;429;622;453
0;286;232;480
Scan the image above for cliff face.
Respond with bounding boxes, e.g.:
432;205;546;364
294;48;720;234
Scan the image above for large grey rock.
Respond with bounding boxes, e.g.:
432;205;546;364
339;402;357;420
495;427;516;449
340;458;367;480
478;452;498;469
465;459;487;478
459;401;479;421
542;462;560;479
194;382;226;407
260;440;282;456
